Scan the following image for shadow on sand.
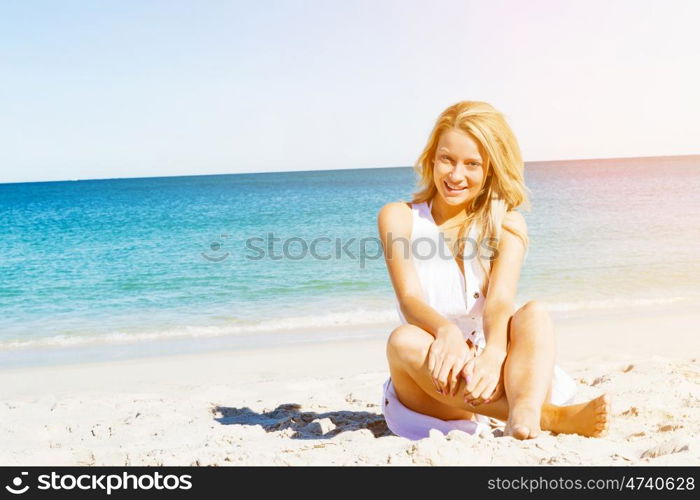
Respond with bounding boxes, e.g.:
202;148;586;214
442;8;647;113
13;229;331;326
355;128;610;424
212;403;393;439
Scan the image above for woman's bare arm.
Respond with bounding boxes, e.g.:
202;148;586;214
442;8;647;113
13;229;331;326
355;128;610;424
481;210;529;354
461;210;528;404
377;201;454;337
378;201;474;396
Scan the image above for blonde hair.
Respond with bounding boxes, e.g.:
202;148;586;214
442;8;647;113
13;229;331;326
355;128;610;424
411;100;530;295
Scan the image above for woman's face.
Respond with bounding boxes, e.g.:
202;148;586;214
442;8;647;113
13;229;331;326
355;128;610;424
432;128;486;207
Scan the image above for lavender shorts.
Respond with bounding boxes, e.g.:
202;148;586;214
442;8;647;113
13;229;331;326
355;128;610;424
381;365;577;441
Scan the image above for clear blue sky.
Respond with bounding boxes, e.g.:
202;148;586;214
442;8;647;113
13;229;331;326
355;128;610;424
1;0;698;183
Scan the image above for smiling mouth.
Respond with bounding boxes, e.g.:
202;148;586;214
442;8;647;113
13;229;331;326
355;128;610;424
444;180;467;194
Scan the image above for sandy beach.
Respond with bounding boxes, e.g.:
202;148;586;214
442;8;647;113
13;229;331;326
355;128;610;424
1;302;698;466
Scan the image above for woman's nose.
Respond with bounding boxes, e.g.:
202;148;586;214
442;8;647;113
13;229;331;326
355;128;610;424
449;165;467;181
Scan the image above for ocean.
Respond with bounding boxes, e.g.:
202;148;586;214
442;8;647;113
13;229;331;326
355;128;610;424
1;155;699;366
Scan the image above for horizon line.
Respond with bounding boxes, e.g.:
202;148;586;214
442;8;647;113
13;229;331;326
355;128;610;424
1;153;698;186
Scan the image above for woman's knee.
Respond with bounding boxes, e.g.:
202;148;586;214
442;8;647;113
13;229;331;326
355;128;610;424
514;300;549;324
520;299;549;316
386;324;432;368
510;300;553;341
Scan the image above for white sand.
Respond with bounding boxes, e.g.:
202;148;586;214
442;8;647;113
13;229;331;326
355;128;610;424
0;304;698;466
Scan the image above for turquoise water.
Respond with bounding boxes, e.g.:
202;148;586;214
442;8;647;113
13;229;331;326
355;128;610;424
1;156;699;363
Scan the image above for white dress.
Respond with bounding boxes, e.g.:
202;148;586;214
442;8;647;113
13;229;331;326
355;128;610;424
381;200;577;440
395;199;490;353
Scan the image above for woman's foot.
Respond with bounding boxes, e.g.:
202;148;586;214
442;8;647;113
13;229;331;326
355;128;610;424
504;394;611;439
504;404;542;439
543;394;611;437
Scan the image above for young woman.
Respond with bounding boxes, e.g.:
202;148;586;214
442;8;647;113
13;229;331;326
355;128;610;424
377;101;610;440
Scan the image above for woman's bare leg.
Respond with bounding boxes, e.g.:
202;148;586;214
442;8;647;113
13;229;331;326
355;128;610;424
503;300;557;439
386;305;610;439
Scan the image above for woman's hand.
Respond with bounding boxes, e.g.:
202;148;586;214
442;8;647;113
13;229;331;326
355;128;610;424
461;346;506;405
428;325;476;397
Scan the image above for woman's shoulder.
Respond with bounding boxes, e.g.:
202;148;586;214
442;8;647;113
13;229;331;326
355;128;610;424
377;201;414;236
502;209;528;234
377;200;414;220
501;210;529;258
